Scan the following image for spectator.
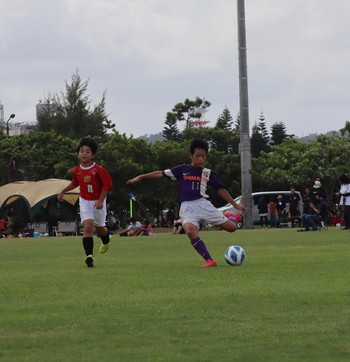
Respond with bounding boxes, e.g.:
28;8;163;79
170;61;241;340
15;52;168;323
257;196;268;228
152;217;159;228
276;195;287;226
137;219;155;236
166;209;175;228
311;176;327;202
300;186;312;228
288;185;301;228
337;174;350;229
302;187;312;216
119;217;142;236
300;192;328;231
107;211;118;231
172;219;183;234
268;198;277;228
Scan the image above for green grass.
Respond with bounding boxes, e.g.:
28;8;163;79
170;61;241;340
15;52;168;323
0;228;349;361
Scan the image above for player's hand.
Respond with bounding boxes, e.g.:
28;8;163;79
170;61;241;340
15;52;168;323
57;192;64;203
127;176;141;184
95;201;103;210
238;205;247;213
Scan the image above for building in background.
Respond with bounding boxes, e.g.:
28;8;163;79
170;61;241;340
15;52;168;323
0;101;36;136
0;101;4;124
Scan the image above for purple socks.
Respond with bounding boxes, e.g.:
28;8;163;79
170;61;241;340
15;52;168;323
191;237;212;261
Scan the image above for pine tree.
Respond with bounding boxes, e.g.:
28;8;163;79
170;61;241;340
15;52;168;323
250;111;272;157
210;107;238;154
233;113;241;133
251;122;267;157
172;97;211;128
162;112;182;142
270;121;290;146
216;107;233;130
258;112;270;146
37;69;115;138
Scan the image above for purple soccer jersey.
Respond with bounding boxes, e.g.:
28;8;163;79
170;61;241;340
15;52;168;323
163;164;226;203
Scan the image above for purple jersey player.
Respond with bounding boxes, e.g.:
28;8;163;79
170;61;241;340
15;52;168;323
126;139;246;268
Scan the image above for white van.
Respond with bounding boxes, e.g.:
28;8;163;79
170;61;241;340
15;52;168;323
218;191;303;224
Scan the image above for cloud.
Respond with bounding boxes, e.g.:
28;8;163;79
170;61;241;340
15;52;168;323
1;0;350;137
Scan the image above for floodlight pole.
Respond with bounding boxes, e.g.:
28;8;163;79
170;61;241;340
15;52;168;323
237;0;253;228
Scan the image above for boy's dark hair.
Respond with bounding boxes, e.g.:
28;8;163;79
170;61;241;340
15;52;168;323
76;138;98;154
189;139;208;155
340;174;349;184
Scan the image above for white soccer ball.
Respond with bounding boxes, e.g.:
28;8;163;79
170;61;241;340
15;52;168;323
224;245;246;266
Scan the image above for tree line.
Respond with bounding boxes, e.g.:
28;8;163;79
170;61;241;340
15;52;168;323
1;71;350;226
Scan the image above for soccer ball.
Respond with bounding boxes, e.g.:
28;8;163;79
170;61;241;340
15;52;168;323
224;245;246;266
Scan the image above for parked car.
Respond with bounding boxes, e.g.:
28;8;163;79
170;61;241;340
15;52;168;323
218;191;303;225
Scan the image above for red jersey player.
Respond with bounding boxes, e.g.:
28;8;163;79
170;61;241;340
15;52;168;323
58;138;113;268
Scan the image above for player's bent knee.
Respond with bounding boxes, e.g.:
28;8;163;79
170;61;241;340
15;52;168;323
227;226;237;233
182;224;198;240
220;221;237;232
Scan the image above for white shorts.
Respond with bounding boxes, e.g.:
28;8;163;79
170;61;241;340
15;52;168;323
180;198;227;230
79;197;107;227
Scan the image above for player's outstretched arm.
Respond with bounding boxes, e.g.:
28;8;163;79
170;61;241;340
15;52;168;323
127;171;163;184
217;188;247;213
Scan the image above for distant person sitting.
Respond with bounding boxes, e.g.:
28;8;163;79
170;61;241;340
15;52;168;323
137;219;155;236
300;186;312;228
172;219;183;234
119;217;141;236
300;192;328;231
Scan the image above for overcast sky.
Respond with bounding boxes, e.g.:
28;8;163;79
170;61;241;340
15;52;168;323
1;0;350;138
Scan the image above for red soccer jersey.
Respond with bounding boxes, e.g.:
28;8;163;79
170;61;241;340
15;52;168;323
71;163;113;201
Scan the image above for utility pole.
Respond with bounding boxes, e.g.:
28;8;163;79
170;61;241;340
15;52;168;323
6;114;16;183
237;0;253;228
6;113;15;136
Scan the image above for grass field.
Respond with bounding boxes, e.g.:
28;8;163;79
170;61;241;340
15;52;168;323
0;228;349;361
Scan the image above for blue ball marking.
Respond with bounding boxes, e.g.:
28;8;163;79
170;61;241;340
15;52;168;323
224;245;246;266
